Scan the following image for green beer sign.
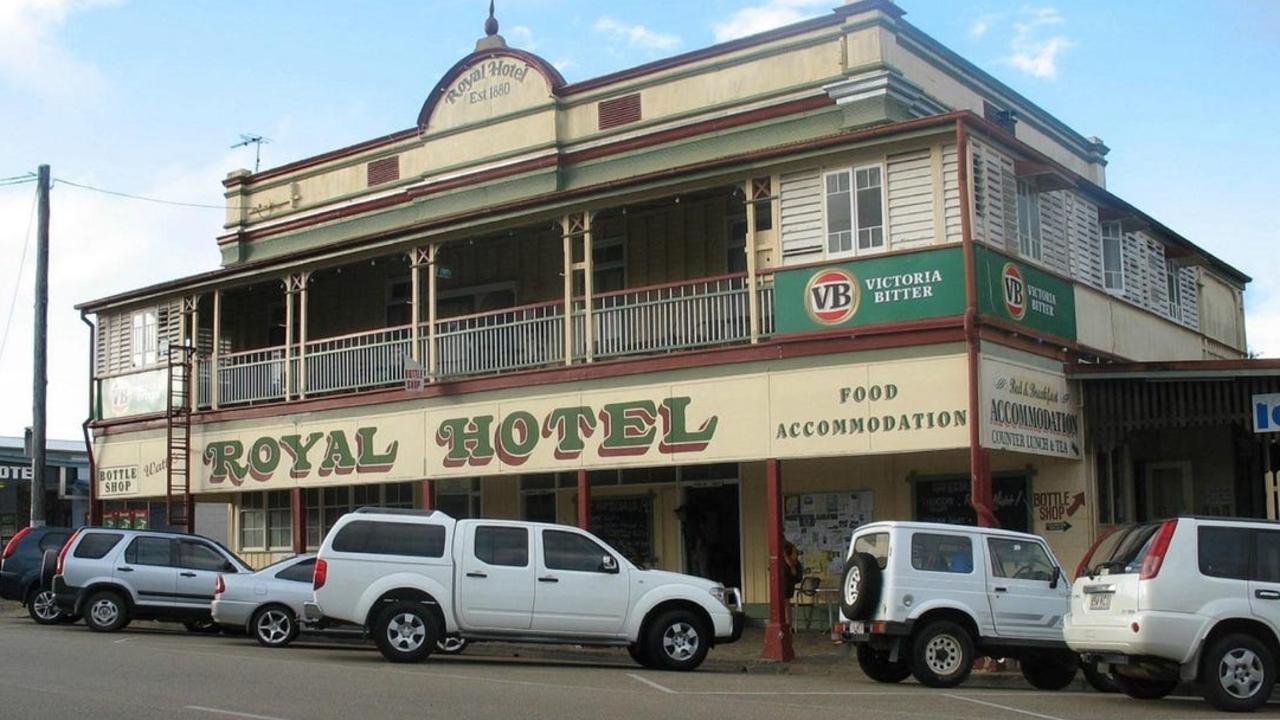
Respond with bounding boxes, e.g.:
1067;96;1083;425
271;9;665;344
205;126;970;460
774;247;965;334
975;247;1077;340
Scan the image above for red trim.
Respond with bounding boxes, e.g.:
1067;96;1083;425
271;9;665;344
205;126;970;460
418;47;567;129
576;469;589;530
403;154;561;203
291;487;305;554
90;321;967;436
762;457;794;661
228;128;419;187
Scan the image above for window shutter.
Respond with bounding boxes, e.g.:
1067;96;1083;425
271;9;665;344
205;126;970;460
886;149;934;250
1038;190;1070;276
1178;267;1200;330
1141;233;1168;314
779;168;823;264
1064;192;1103;289
942;143;962;243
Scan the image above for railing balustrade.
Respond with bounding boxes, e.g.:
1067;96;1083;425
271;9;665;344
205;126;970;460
183;273;778;408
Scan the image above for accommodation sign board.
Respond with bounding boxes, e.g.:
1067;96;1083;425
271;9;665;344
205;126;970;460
980;356;1081;459
773;247;965;334
975;247;1077;340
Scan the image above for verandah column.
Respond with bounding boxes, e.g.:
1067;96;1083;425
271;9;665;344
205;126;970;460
762;458;794;661
420;479;434;511
211;289;222;410
576;468;590;530
283;275;295;401
291;487;305;554
561;212;592;364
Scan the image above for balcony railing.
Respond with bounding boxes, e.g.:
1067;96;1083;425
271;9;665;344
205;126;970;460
196;274;775;409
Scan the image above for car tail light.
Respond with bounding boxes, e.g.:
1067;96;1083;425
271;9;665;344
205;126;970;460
2;526;33;560
313;558;327;590
214;575;225;596
55;529;82;576
1139;519;1178;580
1075;525;1120;579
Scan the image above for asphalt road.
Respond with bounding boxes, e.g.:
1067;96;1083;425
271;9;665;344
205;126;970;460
2;612;1278;720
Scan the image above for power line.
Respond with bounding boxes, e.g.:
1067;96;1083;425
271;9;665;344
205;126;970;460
53;177;250;210
0;172;36;184
0;184;38;364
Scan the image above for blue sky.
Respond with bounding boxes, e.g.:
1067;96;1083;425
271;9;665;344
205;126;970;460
0;0;1276;439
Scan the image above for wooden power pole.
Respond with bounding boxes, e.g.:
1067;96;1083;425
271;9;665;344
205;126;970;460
30;165;49;527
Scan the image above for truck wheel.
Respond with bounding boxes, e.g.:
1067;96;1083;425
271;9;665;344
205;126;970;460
839;553;881;621
85;590;130;633
1113;672;1178;700
374;602;438;663
856;644;911;683
646;610;709;671
1200;633;1275;712
628;643;656;669
910;620;974;688
26;586;63;625
1020;652;1078;690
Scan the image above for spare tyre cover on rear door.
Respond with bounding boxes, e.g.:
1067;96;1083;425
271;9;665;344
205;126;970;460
840;552;881;620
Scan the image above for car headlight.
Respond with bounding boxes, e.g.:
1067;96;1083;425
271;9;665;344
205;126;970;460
709;586;728;606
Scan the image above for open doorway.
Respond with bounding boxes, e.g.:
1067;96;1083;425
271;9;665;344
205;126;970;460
680;485;741;588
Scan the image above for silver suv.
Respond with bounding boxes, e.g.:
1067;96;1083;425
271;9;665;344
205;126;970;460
52;527;251;633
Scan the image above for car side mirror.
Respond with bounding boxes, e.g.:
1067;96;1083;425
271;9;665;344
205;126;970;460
1049;566;1061;589
600;555;619;574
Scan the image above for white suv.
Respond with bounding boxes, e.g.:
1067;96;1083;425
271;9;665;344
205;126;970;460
1066;517;1280;712
307;508;744;669
838;521;1076;689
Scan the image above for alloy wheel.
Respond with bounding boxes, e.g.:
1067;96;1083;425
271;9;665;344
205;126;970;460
31;590;59;621
387;612;426;652
256;609;293;645
90;598;119;627
662;622;700;661
1219;647;1266;700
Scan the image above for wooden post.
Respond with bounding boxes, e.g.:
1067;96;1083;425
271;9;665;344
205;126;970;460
188;296;200;412
562;216;575;365
763;458;794;661
582;213;595;363
298;273;309;398
427;244;439;379
421;479;434;511
291;487;305;554
745;179;761;343
211;289;222;410
577;468;590;530
409;247;425;363
283;277;294;401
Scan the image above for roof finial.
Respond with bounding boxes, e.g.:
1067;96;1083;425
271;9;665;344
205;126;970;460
484;0;499;36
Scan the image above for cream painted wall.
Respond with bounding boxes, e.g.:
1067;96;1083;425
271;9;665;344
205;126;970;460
1075;285;1243;360
1198;270;1247;352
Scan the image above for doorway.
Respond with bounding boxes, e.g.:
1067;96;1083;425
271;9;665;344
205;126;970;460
680;484;741;588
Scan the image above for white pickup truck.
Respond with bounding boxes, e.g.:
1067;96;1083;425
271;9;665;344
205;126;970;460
305;508;744;669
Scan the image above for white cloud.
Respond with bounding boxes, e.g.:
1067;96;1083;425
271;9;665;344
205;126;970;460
0;0;119;100
506;24;538;51
1007;6;1073;79
711;0;829;43
594;17;682;52
969;13;1003;39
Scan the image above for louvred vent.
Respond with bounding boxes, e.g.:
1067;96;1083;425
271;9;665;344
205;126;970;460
367;156;400;186
598;93;641;130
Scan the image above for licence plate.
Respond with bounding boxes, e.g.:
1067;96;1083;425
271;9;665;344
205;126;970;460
1089;593;1112;611
847;621;866;635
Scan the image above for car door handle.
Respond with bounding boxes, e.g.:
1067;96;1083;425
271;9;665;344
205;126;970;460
538;576;559;583
116;567;134;572
993;587;1008;593
179;572;197;578
1256;590;1280;600
465;571;488;579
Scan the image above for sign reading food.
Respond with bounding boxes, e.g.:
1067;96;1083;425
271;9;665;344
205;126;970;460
775;247;965;334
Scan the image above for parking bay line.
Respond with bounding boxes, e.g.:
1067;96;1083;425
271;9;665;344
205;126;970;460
627;673;678;693
944;693;1069;720
185;706;291;720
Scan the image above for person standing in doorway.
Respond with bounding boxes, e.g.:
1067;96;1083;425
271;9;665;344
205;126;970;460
782;539;802;627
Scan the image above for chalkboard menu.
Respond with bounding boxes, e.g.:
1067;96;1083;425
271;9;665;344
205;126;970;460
913;474;1029;532
590;496;654;567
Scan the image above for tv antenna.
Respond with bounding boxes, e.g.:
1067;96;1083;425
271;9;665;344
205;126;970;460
231;134;271;172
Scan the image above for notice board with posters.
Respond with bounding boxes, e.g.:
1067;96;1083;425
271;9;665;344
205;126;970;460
589;496;654;567
783;491;874;577
912;473;1030;532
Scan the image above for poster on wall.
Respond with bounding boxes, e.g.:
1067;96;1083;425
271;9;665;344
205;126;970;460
913;474;1030;532
782;491;874;577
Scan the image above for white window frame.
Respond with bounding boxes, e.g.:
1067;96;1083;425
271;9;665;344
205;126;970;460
1100;221;1125;294
823;162;886;260
1016;179;1042;262
239;491;294;552
130;309;159;368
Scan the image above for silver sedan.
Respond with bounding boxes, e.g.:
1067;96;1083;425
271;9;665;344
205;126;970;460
211;554;467;653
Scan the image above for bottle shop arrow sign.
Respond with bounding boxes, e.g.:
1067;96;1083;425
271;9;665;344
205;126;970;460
1033;491;1085;524
1045;521;1073;533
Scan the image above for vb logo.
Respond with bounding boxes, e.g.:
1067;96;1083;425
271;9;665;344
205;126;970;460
805;268;859;325
1001;263;1027;321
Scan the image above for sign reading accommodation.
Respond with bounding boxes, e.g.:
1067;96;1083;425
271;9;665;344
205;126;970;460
775;247;965;333
980;356;1081;459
